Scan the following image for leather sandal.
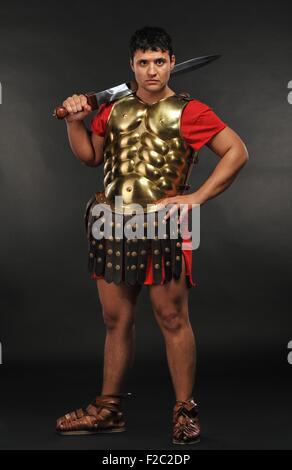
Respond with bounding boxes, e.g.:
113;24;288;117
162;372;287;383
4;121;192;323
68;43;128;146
56;392;131;435
172;397;201;444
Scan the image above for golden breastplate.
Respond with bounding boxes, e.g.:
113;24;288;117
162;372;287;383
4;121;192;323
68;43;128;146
103;93;197;211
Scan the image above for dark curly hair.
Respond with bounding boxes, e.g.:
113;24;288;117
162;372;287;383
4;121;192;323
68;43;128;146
129;26;174;62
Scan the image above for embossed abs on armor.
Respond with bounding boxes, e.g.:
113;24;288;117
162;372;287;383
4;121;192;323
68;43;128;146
102;94;197;209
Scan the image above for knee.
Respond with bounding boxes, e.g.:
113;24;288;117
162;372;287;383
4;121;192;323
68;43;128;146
102;306;134;331
155;306;185;333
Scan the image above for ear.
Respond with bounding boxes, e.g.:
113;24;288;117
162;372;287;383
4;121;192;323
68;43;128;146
129;58;135;72
170;54;176;71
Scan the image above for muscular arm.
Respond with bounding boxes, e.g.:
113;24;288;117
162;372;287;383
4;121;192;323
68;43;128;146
156;126;249;210
62;93;104;167
193;126;249;205
65;121;104;167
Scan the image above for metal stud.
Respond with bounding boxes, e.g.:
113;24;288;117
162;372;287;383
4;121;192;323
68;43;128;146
154;264;160;269
154;249;160;255
107;262;113;268
107;249;113;255
115;265;120;270
131;265;136;271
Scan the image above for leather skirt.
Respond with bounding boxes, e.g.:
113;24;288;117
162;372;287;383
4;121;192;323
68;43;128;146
84;192;186;286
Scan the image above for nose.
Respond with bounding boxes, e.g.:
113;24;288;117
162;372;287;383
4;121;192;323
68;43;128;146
147;63;157;77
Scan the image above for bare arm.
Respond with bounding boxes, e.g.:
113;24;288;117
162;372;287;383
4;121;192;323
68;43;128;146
156;126;249;209
62;94;104;167
194;126;249;205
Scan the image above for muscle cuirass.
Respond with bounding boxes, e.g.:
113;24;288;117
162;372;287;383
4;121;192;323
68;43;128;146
102;93;198;212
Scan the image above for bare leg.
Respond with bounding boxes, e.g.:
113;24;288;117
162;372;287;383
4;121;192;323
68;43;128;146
149;259;196;401
55;281;141;434
97;280;142;395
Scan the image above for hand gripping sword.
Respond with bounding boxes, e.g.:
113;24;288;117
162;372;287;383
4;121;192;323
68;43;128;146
53;54;220;119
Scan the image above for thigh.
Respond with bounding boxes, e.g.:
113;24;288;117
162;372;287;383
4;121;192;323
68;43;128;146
149;257;189;317
96;279;142;324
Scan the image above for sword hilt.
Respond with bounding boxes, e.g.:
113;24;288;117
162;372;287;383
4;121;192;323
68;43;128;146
53;80;138;120
52;92;98;120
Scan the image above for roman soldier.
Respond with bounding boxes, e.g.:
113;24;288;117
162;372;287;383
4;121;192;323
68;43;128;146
55;26;248;445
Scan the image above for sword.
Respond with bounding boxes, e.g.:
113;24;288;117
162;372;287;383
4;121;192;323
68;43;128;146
53;54;220;119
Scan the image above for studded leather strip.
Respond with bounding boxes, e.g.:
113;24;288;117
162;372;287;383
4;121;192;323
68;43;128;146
137;237;149;284
86;202;106;276
104;235;115;283
125;238;139;286
112;231;123;284
151;213;162;284
94;236;105;276
162;218;172;282
172;232;183;279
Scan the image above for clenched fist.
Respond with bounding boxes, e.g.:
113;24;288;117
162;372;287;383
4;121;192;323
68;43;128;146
62;94;92;122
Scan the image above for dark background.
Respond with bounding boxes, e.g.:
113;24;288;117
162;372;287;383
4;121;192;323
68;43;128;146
0;0;291;450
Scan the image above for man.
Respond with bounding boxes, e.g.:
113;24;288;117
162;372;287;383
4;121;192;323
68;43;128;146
56;26;248;444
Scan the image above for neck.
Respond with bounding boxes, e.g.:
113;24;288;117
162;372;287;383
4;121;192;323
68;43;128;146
135;85;175;104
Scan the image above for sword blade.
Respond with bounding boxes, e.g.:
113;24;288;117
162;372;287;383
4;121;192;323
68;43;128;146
171;54;221;76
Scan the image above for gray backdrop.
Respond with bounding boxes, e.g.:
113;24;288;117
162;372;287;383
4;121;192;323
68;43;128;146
0;0;291;450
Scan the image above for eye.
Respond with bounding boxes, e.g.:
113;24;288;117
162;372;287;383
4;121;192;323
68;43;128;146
156;59;166;65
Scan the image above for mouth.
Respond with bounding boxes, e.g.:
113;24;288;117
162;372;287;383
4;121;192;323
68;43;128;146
146;80;159;83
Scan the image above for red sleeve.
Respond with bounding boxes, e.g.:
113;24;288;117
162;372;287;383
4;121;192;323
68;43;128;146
181;99;227;151
90;102;114;137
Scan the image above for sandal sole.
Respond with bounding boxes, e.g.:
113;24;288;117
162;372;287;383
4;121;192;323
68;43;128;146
172;437;200;445
56;427;126;436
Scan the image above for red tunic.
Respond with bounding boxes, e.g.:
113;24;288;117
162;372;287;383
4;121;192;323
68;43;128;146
90;97;227;287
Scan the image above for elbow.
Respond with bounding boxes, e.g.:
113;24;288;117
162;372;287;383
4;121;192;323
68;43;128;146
83;158;98;167
242;146;249;166
237;143;249;168
243;143;249;162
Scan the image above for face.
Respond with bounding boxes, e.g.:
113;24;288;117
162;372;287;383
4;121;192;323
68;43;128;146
130;48;175;93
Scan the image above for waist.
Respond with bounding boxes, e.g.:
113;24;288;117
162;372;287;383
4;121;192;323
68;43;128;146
104;174;185;214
